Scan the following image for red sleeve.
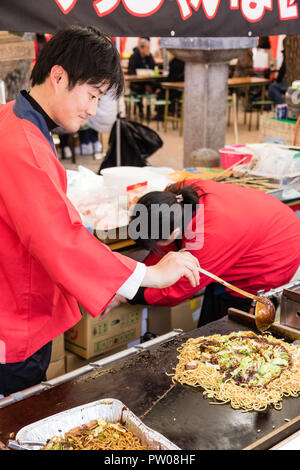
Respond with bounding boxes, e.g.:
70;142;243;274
0;128;137;316
142;243;175;266
141;237;210;306
143;248;211;307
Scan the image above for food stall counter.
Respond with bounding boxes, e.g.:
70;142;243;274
0;315;299;451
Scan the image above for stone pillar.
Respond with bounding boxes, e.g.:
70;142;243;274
184;61;229;161
160;37;258;167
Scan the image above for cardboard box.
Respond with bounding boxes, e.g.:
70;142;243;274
64;303;143;359
64;350;90;373
147;295;203;335
64;346;125;373
50;334;65;362
46;357;66;380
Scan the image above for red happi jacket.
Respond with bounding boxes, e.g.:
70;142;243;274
142;179;300;306
0;93;136;362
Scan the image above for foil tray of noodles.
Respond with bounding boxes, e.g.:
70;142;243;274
13;399;180;450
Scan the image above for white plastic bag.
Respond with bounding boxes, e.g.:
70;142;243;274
246;144;300;178
67;166;104;208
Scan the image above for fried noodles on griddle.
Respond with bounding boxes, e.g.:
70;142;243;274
171;331;300;411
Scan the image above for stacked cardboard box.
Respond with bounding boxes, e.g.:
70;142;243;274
64;345;125;373
64;350;91;373
46;334;65;380
147;295;203;335
64;303;143;360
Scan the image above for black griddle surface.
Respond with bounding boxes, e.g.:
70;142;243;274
0;316;299;450
142;383;299;450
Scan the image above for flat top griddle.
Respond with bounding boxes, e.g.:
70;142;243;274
0;316;299;450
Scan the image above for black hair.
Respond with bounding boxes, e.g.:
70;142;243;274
129;180;206;253
31;25;124;98
258;36;271;49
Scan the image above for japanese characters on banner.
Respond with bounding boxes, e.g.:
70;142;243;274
0;0;299;36
55;0;298;22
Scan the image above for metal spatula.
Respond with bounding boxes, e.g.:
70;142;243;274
7;439;45;450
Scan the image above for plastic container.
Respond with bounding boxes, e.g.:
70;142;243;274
100;166;169;191
219;147;253;169
136;68;154;77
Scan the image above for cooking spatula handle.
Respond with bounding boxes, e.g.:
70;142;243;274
198;267;261;302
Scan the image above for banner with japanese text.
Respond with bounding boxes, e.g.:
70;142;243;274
0;0;299;36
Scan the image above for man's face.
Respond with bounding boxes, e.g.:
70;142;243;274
52;73;109;132
139;43;150;58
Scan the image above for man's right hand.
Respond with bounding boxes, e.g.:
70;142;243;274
101;294;127;320
140;251;200;289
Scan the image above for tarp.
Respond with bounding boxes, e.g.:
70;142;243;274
0;0;299;37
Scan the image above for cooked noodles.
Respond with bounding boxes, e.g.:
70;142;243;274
170;331;300;411
42;419;148;450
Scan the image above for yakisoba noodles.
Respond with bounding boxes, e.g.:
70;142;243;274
170;331;300;411
42;419;147;450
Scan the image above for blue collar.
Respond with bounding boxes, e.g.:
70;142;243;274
13;92;56;155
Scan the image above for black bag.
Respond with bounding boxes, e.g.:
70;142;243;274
98;118;163;173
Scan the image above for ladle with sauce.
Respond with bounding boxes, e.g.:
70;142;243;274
197;267;276;332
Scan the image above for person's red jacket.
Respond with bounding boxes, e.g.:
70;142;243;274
142;179;300;306
0;94;136;362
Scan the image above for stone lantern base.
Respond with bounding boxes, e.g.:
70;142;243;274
160;37;258;166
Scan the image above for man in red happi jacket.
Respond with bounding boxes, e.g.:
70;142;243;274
0;26;200;396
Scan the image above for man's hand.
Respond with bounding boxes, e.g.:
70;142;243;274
141;251;200;289
101;294;127;320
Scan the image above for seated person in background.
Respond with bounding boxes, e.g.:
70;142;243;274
232;49;259;103
268;49;286;105
258;36;271;49
257;37;273;72
233;48;254;78
153;45;163;64
128;38;157;118
116;179;300;327
53;127;73;159
154;56;185;121
78;126;102;155
128;37;155;76
167;57;185;83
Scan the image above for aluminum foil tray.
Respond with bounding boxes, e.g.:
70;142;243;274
14;398;180;450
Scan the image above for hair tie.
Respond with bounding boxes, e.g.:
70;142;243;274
176;194;183;203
